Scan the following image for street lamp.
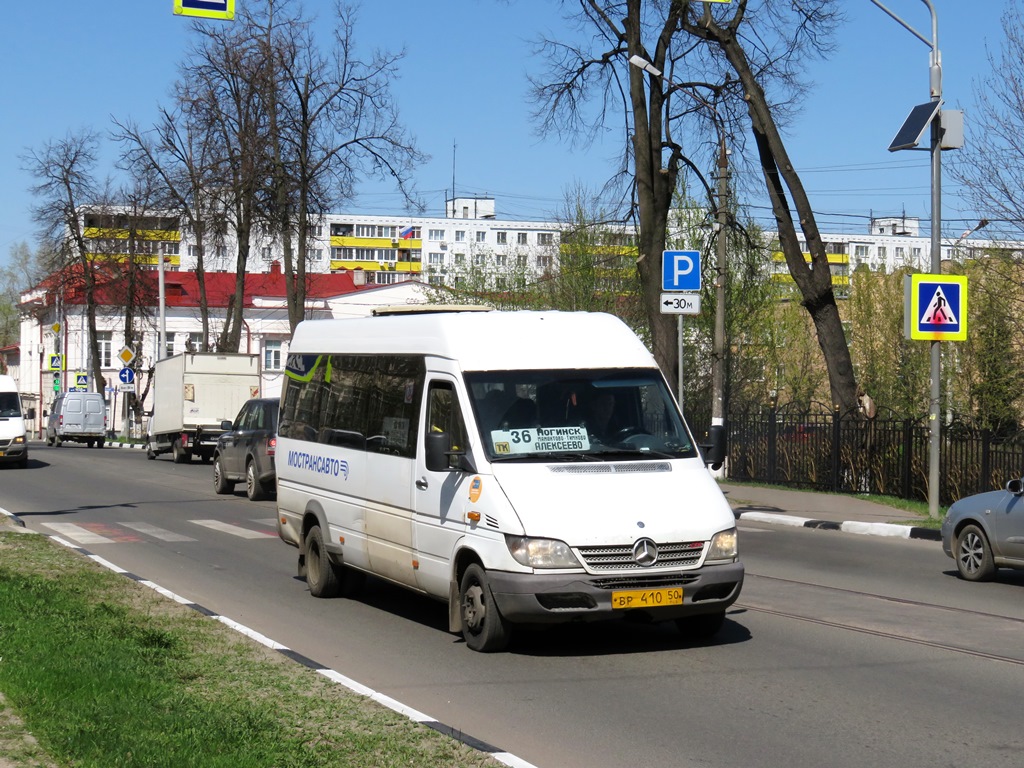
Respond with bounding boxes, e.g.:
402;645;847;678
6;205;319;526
629;54;730;466
871;0;944;519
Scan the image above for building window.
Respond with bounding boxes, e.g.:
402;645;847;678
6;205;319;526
475;231;486;243
537;255;552;268
97;332;112;368
497;231;507;245
517;232;528;245
306;248;323;261
162;241;180;255
186;332;205;352
496;253;507;267
264;340;283;371
429;228;445;241
538;232;554;246
355;224;396;238
454;253;465;265
261;247;273;261
215;246;227;260
455;230;466;242
306;224;323;237
878;246;887;260
473;253;486;266
428;252;445;265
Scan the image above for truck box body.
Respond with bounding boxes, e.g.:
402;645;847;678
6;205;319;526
148;353;261;463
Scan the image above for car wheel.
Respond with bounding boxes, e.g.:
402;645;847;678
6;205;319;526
97;438;105;449
54;437;62;447
305;525;340;598
676;611;726;640
46;435;54;446
146;444;156;460
245;460;267;501
213;457;235;494
87;439;95;448
459;563;510;652
172;439;191;464
955;524;997;581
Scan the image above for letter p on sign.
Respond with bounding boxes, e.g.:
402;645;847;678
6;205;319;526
662;250;701;291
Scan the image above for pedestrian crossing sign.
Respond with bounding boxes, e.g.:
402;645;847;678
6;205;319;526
904;274;968;341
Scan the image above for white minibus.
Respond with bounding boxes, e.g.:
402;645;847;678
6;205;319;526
276;309;743;652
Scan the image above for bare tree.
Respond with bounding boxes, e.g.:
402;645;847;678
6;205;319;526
950;0;1024;245
113;91;225;352
530;0;859;412
184;14;275;354
262;0;426;332
22;129;110;394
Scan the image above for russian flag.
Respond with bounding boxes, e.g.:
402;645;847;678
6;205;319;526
400;226;415;239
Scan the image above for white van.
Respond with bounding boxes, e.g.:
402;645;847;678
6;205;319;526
0;375;29;468
276;309;743;652
46;391;108;448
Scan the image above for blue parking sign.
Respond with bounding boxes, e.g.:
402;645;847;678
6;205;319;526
662;251;701;292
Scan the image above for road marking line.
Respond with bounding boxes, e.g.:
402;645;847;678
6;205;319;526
119;522;197;542
190;519;276;538
40;522;114;545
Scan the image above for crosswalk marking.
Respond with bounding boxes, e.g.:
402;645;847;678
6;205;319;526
41;522;115;545
191;519;276;539
119;522;196;542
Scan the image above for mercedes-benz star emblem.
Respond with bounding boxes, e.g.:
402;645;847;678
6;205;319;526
632;537;659;567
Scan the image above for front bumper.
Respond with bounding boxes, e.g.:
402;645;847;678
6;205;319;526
486;562;744;625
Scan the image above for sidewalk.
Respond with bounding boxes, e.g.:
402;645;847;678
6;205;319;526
719;483;942;541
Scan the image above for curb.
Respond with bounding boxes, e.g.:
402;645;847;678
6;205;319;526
736;510;942;541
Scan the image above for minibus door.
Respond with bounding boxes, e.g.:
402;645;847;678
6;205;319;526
413;378;471;595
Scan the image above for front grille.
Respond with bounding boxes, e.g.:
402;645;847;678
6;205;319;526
592;574;701;590
577;540;706;571
549;461;672;475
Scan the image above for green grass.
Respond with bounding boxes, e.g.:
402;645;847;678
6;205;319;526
0;526;500;768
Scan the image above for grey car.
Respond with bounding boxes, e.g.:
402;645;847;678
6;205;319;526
212;397;278;501
941;478;1024;581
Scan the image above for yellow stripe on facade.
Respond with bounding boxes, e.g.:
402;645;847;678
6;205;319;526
84;228;182;241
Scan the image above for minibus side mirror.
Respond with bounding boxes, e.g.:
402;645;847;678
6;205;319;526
425;431;477;473
700;424;727;471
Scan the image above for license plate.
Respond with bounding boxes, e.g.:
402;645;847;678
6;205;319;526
610;587;683;610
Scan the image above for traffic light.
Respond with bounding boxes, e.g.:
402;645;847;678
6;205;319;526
52;371;61;392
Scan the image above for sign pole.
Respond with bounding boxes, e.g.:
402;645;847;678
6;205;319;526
677;316;684;412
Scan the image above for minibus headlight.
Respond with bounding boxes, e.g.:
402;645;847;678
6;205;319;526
12;435;24;445
706;528;738;561
506;536;581;568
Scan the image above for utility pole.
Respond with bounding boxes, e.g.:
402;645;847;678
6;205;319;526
711;135;730;458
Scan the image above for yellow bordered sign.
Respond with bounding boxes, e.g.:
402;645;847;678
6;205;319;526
174;0;234;21
904;274;968;341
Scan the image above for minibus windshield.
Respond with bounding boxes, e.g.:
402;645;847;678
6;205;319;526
465;368;699;462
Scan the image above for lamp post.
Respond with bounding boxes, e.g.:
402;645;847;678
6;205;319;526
871;0;944;519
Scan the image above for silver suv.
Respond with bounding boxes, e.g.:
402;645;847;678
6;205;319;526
212;397;278;501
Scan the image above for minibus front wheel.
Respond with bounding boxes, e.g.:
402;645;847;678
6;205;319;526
459;564;510;652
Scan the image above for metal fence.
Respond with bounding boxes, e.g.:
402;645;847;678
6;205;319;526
706;403;1024;505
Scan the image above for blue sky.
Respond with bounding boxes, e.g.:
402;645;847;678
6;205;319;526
0;1;1006;267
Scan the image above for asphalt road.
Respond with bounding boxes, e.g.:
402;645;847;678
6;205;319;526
4;443;1024;768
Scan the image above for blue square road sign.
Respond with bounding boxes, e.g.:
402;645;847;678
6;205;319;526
662;250;701;292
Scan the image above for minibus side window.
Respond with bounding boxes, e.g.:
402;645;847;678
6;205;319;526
317;355;370;450
366;356;424;458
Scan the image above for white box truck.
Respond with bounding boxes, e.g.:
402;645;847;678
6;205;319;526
146;353;261;464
